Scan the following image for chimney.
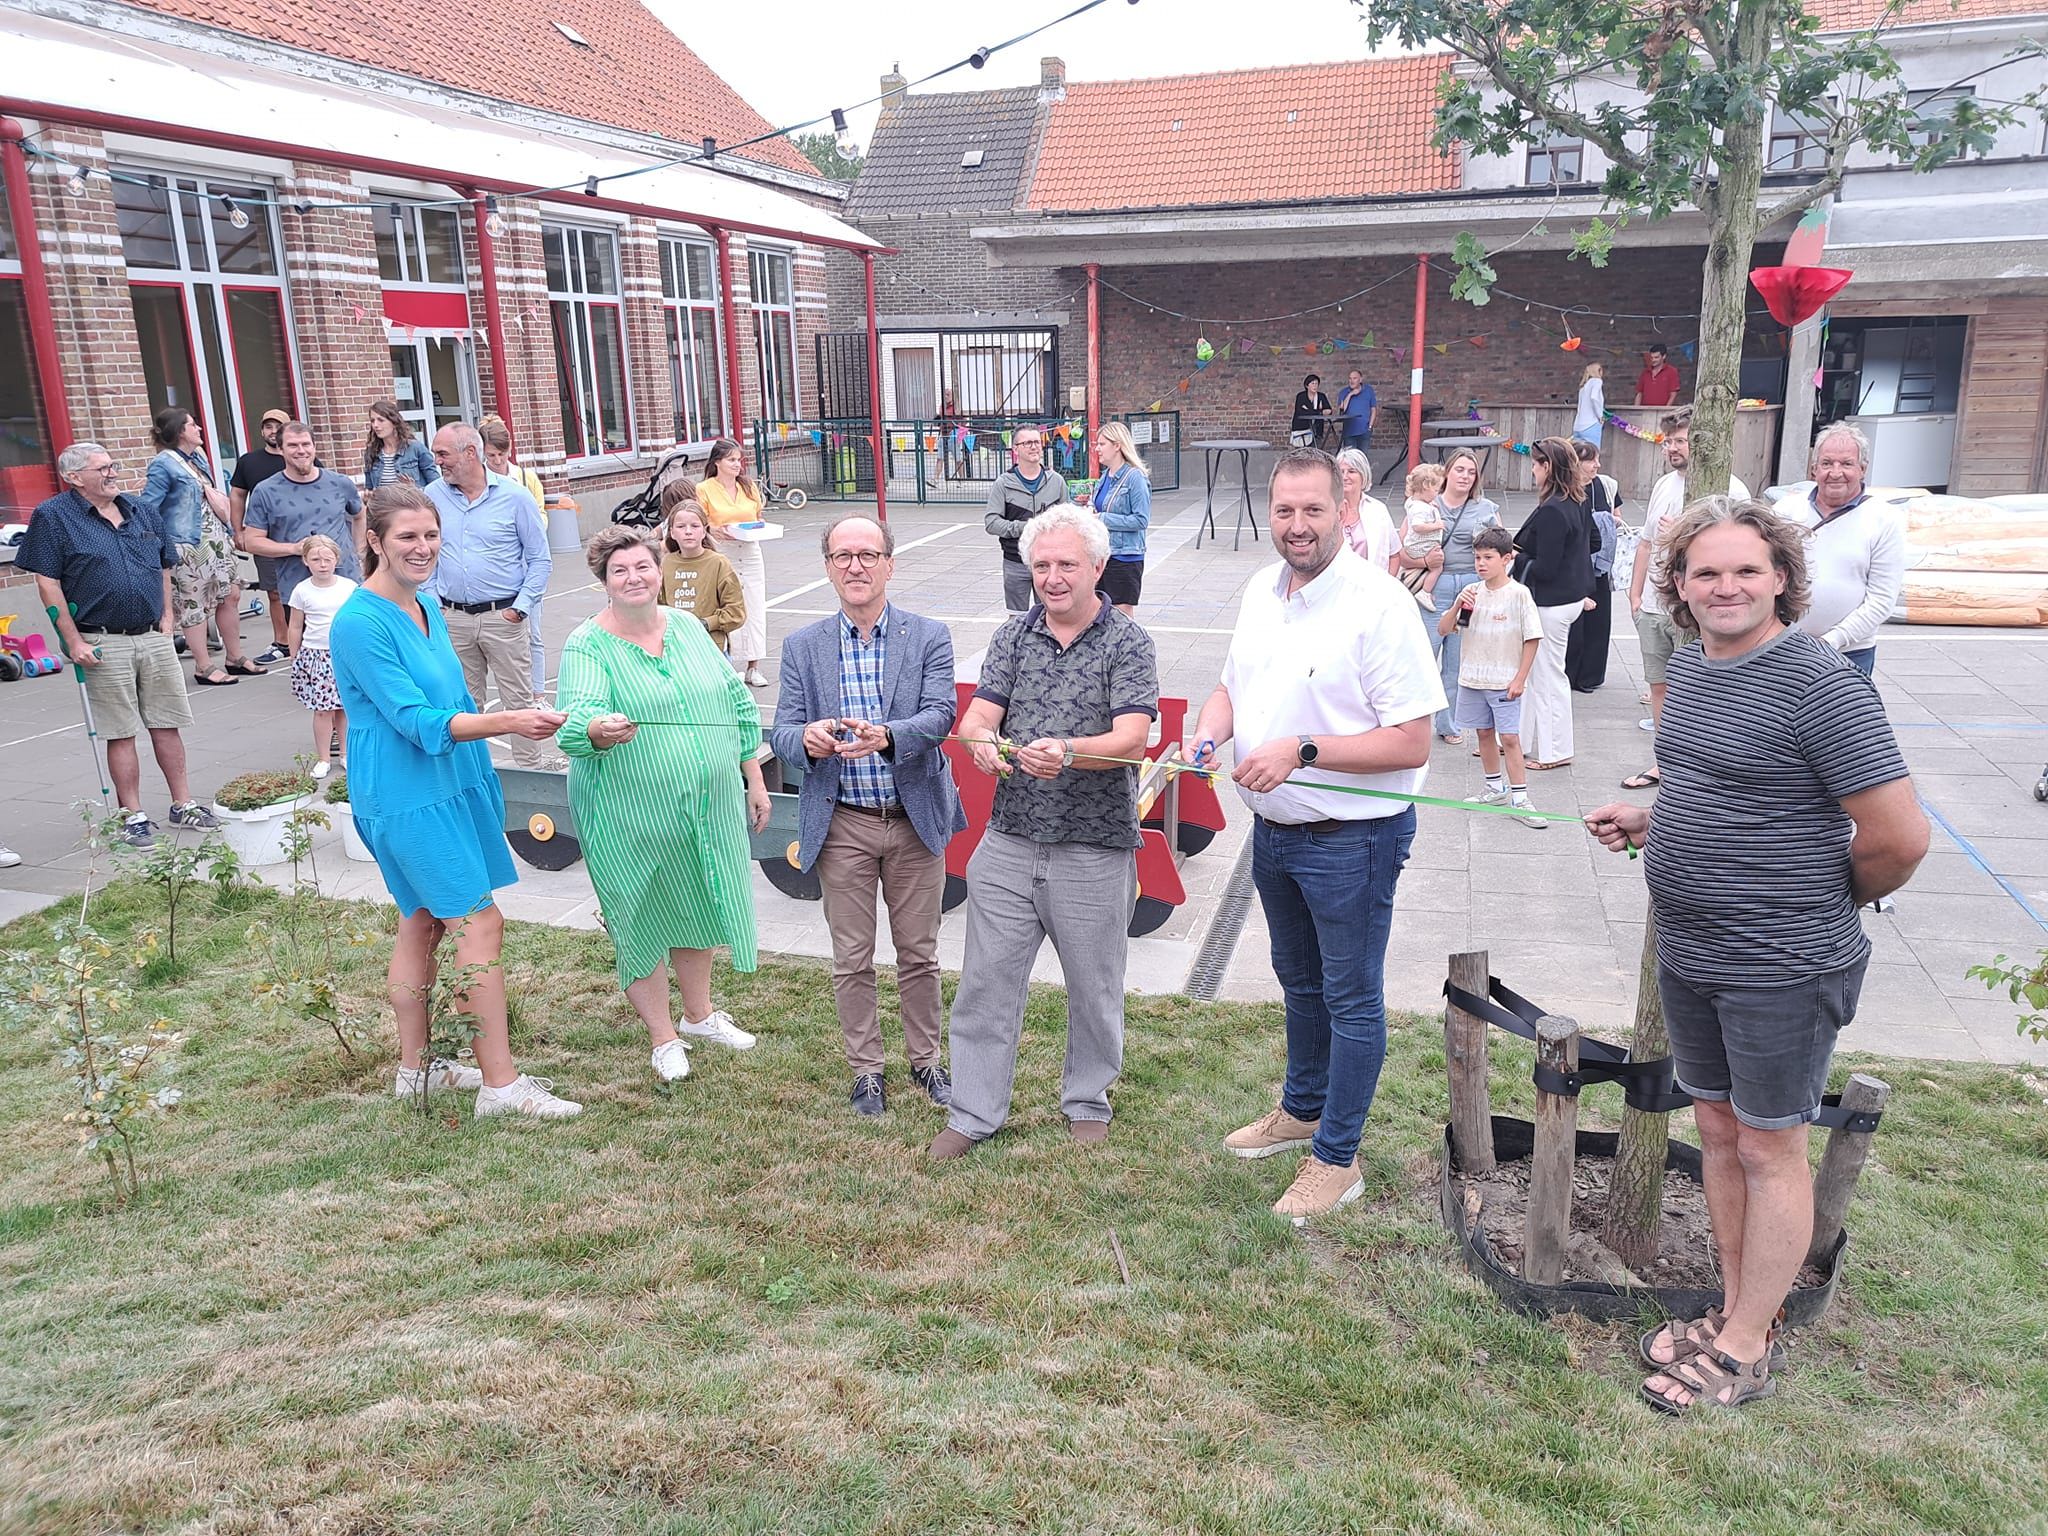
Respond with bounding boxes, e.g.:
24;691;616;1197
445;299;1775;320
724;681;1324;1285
1040;56;1066;102
880;64;907;113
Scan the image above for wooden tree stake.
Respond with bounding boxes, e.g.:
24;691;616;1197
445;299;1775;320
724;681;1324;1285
1806;1072;1890;1268
1445;949;1495;1175
1524;1013;1581;1287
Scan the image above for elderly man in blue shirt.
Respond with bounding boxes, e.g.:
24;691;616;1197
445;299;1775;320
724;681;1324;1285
424;423;559;770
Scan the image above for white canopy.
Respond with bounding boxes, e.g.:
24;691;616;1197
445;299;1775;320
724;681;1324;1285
3;8;880;251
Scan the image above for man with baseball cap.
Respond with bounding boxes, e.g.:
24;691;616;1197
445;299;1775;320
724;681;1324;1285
229;408;297;664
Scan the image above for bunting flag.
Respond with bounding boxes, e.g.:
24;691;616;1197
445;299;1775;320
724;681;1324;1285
1469;335;1488;348
1432;342;1449;355
1332;338;1349;350
1604;412;1667;444
1360;331;1375;350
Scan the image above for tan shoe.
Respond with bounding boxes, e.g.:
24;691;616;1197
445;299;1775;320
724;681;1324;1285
1067;1117;1108;1145
1224;1106;1320;1160
1272;1155;1364;1222
928;1127;977;1161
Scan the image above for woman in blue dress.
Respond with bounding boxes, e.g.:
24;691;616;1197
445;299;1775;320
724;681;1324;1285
329;484;581;1120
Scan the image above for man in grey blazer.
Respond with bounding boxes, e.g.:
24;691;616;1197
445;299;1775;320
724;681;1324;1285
770;515;967;1117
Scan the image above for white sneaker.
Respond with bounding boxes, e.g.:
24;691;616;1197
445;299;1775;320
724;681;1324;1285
1638;717;1655;732
651;1039;691;1082
1510;798;1548;829
0;845;20;868
474;1074;583;1119
391;1058;485;1097
1466;786;1508;806
677;1010;756;1050
744;667;771;689
311;760;332;780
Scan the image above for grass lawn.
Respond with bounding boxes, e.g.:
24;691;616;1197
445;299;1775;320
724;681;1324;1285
2;877;2046;1535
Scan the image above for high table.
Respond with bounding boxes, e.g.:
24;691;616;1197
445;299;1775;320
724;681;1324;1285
1192;439;1266;550
1423;433;1509;481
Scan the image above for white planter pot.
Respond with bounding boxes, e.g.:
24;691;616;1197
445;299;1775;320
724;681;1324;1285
333;803;376;863
209;793;313;867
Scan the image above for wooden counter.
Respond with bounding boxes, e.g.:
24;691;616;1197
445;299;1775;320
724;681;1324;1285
1467;403;1780;501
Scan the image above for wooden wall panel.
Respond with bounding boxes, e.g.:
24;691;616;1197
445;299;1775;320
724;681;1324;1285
1954;303;2048;497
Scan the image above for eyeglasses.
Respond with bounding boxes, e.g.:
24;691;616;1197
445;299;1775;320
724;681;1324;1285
83;463;120;476
827;550;886;569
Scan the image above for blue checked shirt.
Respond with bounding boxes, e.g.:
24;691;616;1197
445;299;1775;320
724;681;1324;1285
837;606;898;807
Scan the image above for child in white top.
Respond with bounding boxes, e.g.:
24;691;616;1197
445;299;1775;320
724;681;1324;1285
1437;526;1545;826
1400;462;1447;610
286;534;359;777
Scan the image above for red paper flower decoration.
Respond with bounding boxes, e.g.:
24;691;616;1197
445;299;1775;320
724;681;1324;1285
1749;265;1852;328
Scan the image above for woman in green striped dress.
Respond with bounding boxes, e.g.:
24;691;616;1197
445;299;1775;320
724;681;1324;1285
556;529;772;1083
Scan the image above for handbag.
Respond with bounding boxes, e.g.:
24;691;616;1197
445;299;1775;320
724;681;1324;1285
1289;430;1315;448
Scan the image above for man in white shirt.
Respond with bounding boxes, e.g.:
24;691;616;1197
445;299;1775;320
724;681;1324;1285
1778;423;1903;679
1624;408;1747;788
1190;448;1445;1222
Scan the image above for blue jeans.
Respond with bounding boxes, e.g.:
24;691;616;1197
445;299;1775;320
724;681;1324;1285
1846;647;1875;678
1425;568;1476;735
1251;809;1415;1166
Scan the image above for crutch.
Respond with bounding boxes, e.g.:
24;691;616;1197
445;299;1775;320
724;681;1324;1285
48;603;113;813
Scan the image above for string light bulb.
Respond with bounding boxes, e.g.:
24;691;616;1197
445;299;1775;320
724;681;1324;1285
583;175;600;197
65;167;89;198
969;46;991;68
485;194;508;239
831;108;856;157
221;193;250;231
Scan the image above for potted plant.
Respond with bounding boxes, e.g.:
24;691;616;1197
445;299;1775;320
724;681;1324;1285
324;771;375;863
210;769;316;866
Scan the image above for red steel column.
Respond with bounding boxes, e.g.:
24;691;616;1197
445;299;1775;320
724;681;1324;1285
0;118;75;451
713;226;747;442
863;250;887;521
1085;261;1101;478
1406;255;1428;473
469;191;515;439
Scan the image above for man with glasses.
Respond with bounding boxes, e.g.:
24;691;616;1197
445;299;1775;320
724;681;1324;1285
984;424;1068;614
771;516;966;1117
228;407;297;663
18;443;221;848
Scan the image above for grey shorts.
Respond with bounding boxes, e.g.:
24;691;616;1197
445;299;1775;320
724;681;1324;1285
1658;957;1867;1130
77;629;195;740
1634;607;1679;685
253;554;284;593
1454;684;1524;735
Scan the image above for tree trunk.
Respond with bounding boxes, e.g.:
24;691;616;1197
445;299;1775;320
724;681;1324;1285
1601;909;1670;1270
1687;0;1774;500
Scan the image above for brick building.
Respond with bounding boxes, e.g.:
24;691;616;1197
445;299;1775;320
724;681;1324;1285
832;0;2048;497
0;0;884;523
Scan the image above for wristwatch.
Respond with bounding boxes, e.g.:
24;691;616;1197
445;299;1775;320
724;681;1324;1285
1060;739;1076;769
1296;735;1319;766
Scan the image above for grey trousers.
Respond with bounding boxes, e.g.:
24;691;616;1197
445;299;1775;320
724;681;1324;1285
1001;559;1033;613
443;605;547;766
946;828;1135;1140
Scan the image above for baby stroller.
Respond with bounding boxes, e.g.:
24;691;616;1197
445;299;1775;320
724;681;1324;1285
611;448;696;528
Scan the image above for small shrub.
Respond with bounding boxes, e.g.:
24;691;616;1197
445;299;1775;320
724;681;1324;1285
1968;950;2048;1042
216;770;315;812
253;805;371;1056
324;770;349;805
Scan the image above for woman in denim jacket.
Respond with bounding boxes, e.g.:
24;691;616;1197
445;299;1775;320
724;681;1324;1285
140;408;263;684
362;398;439;489
1088;421;1152;614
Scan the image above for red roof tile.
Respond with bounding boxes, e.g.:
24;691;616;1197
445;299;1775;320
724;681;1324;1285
1024;55;1459;213
121;0;818;177
1803;0;2042;26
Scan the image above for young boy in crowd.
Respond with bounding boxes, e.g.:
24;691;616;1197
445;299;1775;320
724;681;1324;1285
1438;526;1545;827
1399;462;1447;609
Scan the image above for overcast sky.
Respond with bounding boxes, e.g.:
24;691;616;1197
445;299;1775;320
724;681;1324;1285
652;0;1394;146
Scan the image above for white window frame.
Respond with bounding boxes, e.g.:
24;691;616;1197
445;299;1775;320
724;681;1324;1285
543;221;635;461
659;234;726;446
111;163;301;467
749;245;800;422
373;198;468;290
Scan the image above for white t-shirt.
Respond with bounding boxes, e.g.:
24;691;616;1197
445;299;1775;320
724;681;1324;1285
1639;469;1748;614
1574;377;1605;435
287;575;358;651
1455;577;1545;691
1779;491;1905;652
1219;543;1447;824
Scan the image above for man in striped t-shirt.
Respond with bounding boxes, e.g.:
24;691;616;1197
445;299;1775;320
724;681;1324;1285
1588;495;1927;1416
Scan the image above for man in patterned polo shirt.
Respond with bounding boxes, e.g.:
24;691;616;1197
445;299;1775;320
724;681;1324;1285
930;506;1160;1158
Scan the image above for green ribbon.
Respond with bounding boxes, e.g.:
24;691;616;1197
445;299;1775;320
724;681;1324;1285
625;719;1625;839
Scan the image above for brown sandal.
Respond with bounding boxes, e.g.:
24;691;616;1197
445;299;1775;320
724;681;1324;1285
1643;1345;1777;1416
1639;1307;1787;1371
